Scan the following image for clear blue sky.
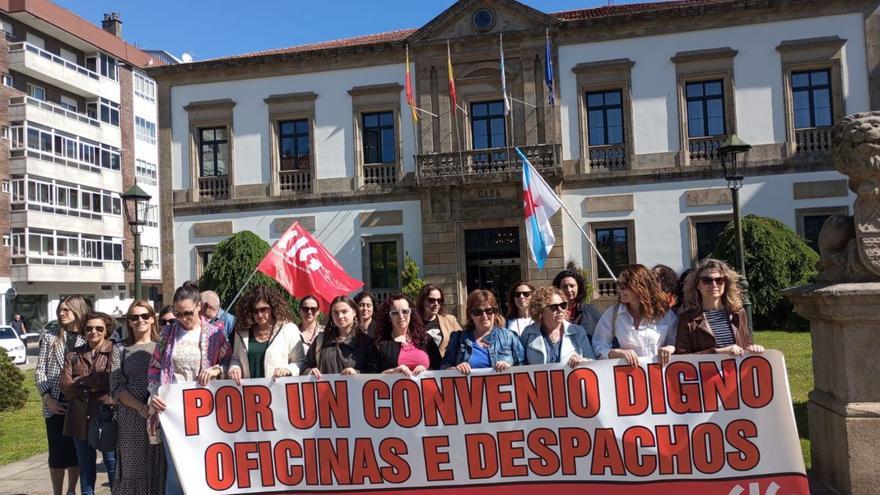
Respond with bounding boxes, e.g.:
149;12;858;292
55;0;651;61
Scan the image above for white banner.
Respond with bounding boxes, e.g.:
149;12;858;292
159;350;808;495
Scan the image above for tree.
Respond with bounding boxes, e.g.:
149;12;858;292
401;253;425;301
0;348;27;412
711;214;819;330
198;230;297;313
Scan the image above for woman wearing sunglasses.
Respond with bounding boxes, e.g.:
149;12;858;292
520;286;595;366
676;258;765;356
441;289;524;374
552;264;602;341
157;305;176;328
60;312;117;495
593;264;677;367
301;296;378;377
375;293;441;375
415;284;461;358
227;284;304;384
147;281;231;495
110;300;165;495
297;295;324;355
505;281;535;336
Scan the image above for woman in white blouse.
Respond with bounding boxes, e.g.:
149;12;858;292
593;264;677;366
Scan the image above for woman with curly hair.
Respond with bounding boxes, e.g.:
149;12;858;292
441;289;523;374
676;258;765;356
375;293;442;375
227;284;304;384
520;286;595;367
552;263;602;339
505;281;535;336
593;264;678;366
415;284;461;357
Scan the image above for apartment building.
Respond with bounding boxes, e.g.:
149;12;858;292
0;0;161;328
150;0;878;316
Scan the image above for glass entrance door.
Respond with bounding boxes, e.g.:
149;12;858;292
464;227;520;315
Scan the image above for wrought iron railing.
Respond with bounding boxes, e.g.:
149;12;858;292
597;279;619;298
688;136;724;164
417;143;560;179
363;163;397;186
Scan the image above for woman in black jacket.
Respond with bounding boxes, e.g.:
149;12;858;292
375;293;441;375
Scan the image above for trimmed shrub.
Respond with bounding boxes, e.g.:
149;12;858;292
401;253;425;302
711;214;819;330
0;348;27;412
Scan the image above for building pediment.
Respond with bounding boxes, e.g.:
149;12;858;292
410;0;559;43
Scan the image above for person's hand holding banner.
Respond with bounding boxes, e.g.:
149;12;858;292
157;351;809;495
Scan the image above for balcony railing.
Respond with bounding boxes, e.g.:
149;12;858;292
9;96;101;128
363;163;397;186
597;278;619;298
417;144;560;180
198;175;229;200
795;127;832;155
688;136;724;164
8;42;100;80
279;169;312;193
588;144;627;171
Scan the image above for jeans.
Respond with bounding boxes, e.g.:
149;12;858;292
73;438;116;495
162;431;183;495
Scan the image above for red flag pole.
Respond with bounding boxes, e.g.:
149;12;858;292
222;237;281;318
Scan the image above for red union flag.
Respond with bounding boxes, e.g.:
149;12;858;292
257;222;363;310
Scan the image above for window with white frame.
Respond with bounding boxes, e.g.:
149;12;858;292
15;122;120;172
1;180;8;193
2;73;13;87
59;96;78;112
134;72;156;102
136;159;158;186
2;234;9;248
141;245;159;265
135;117;157;144
87;98;119;126
99;53;118;81
27;83;46;101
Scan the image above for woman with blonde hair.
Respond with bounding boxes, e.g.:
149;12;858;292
441;289;523;374
676;258;764;356
593;264;678;366
110;300;165;494
36;295;89;495
520;286;595;367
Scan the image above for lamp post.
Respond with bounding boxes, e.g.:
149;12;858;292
717;134;753;336
120;185;152;300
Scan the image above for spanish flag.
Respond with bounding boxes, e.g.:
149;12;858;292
405;45;418;123
447;40;457;114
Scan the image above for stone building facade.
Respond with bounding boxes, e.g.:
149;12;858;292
150;0;879;318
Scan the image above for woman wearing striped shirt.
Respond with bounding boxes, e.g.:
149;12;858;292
675;258;765;356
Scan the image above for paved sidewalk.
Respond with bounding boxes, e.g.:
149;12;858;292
0;452;110;495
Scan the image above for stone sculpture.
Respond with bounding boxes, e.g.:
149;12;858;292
815;112;880;283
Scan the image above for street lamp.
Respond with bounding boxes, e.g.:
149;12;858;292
120;184;152;300
717;134;753;336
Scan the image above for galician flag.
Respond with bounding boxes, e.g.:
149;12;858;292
517;147;562;269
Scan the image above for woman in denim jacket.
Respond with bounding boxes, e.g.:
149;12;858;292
441;289;524;374
520;286;596;366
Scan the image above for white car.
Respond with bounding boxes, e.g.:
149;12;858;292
0;326;27;365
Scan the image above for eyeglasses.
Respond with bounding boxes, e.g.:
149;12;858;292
545;302;569;312
254;306;272;315
127;313;151;322
173;310;196;318
514;291;532;298
84;325;106;333
389;309;411;318
300;306;319;314
469;307;497;317
160;318;176;326
700;276;726;286
426;297;443;305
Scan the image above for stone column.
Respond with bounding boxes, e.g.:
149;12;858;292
784;112;880;495
785;284;880;495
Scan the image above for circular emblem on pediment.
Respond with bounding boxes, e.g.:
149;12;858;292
472;8;496;32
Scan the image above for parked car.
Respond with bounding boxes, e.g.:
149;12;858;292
0;326;27;365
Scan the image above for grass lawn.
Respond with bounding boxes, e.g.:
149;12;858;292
0;373;48;465
755;330;813;470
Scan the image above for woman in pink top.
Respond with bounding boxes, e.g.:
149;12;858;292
375;293;441;375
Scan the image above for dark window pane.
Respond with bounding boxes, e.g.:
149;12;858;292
472;103;487;117
686;83;703;98
705;81;722;95
589;127;605;146
364;114;378;127
380;112;393;126
707;99;724;119
279;121;295;135
695;220;729;260
605;91;621;105
791;73;809;88
803;215;830;252
708;117;725;136
608;125;624;145
587;93;604;107
811;71;828;86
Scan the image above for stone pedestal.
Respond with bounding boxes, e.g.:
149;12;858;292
785;283;880;495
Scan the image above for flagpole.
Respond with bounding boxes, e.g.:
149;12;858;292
448;40;466;179
221;237;281;318
517;147;617;281
500;33;514;174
